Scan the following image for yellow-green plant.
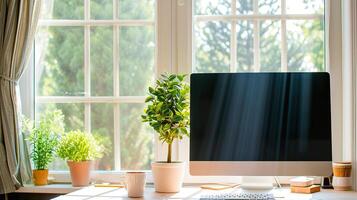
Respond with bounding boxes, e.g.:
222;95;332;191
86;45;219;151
57;130;103;162
142;74;190;163
24;110;65;170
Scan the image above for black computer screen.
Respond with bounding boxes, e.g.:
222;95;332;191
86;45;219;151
190;73;332;161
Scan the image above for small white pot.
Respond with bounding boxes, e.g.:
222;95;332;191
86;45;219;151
151;162;185;193
332;176;352;191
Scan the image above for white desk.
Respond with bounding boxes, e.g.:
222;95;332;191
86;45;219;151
53;185;357;200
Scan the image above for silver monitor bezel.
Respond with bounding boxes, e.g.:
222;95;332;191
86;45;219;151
190;161;332;176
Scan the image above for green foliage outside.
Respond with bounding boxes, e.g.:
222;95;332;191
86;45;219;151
57;130;103;162
194;0;325;73
23;110;65;170
142;74;190;163
92;132;112;158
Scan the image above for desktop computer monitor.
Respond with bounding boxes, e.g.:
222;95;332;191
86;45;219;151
190;72;332;176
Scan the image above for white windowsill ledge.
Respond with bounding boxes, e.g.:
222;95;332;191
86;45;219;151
15;184;81;194
15;183;158;194
14;183;203;194
15;180;294;194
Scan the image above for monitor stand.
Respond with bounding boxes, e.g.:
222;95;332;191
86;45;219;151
240;176;274;191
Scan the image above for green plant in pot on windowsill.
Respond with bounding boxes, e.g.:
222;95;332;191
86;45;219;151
57;130;103;187
142;74;190;193
23;110;65;186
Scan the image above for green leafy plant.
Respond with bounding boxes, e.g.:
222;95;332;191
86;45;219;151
24;110;65;170
57;130;104;162
142;74;190;163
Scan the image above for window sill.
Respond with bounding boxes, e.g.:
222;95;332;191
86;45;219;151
15;183;161;194
15;184;80;194
15;174;305;194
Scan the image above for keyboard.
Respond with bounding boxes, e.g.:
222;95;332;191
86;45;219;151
200;191;275;200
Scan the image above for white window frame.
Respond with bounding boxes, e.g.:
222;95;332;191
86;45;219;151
175;0;332;183
19;0;345;185
29;0;173;183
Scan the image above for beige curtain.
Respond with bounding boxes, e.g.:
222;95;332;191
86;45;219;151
0;0;41;194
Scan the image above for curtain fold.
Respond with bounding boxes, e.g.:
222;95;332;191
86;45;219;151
0;0;41;194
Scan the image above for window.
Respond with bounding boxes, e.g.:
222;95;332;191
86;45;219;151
192;0;325;73
30;0;326;181
35;0;156;171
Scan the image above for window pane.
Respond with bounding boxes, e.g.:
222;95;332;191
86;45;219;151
286;0;324;14
194;0;231;15
36;103;85;132
36;27;84;96
194;21;231;73
36;103;84;170
237;20;254;72
120;104;154;170
40;0;84;19
118;0;155;19
119;26;155;96
287;20;324;72
237;0;253;15
259;0;280;14
91;27;113;96
91;0;113;19
260;20;281;71
92;104;114;171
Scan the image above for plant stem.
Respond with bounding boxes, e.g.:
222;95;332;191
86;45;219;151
167;142;172;163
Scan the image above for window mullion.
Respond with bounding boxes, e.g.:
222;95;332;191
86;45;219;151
36;96;146;103
38;19;155;26
230;0;237;72
281;0;288;71
193;14;323;22
253;0;260;72
113;0;121;171
84;0;91;134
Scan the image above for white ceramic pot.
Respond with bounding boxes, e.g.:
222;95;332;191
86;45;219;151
151;162;185;193
332;176;352;191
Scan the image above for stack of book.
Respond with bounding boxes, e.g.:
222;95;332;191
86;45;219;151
290;177;320;194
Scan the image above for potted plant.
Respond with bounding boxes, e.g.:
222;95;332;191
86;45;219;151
57;130;103;187
23;110;65;185
142;74;190;193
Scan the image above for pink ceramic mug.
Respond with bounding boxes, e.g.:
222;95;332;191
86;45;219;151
125;172;146;197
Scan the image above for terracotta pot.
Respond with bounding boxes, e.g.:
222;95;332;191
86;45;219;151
32;169;48;186
151;162;185;193
67;160;93;187
333;162;352;177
